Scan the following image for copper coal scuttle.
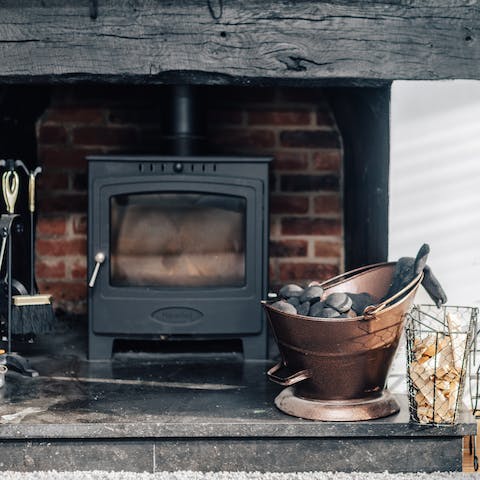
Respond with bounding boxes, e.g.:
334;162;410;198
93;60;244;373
263;245;447;422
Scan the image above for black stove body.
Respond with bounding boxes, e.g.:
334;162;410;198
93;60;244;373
87;155;270;359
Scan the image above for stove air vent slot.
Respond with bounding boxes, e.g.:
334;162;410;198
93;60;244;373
187;163;217;174
138;163;156;173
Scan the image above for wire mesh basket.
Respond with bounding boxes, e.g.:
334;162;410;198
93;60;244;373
467;309;480;471
468;312;480;416
406;304;477;425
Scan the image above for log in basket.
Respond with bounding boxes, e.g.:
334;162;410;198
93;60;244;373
262;262;423;421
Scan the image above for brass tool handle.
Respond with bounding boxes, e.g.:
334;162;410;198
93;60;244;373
28;167;42;213
267;362;311;387
2;170;19;214
28;173;35;213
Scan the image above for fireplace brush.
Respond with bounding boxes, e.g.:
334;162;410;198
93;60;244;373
7;160;55;335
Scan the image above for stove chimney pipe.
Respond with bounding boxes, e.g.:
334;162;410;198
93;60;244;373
161;85;206;156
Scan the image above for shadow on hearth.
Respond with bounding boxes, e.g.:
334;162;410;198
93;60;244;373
10;310;278;368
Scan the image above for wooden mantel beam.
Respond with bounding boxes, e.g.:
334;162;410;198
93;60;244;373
0;1;478;84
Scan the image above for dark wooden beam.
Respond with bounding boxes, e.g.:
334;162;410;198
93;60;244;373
0;1;478;84
328;86;390;270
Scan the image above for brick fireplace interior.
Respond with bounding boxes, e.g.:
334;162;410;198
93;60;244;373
35;86;345;316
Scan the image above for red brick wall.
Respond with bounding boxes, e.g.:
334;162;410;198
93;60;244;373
36;86;343;313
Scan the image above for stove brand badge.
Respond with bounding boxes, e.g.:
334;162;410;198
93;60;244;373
151;307;204;326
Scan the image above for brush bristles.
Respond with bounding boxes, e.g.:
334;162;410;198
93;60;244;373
11;303;56;335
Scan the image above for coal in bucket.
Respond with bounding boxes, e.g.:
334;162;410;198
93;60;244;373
263;259;427;422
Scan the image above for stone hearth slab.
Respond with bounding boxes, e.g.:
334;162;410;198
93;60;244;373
0;326;475;473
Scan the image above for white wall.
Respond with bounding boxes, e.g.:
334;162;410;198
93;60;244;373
388;80;480;392
389;80;480;307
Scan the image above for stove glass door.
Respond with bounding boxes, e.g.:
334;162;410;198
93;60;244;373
110;192;246;287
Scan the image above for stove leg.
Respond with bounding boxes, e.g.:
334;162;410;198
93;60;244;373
88;334;114;360
241;332;267;360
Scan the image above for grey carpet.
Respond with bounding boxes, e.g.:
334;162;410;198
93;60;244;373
0;472;477;480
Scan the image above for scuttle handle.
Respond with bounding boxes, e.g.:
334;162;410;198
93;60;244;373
89;252;106;288
267;362;311;386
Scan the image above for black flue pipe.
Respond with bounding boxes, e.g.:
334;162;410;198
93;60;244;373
161;85;206;156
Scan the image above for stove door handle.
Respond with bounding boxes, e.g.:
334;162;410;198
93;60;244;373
89;252;106;288
267;362;311;387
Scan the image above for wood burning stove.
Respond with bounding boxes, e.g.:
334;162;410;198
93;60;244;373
87;154;271;359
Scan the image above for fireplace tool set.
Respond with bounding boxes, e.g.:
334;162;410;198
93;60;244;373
11;159;55;334
0;159;55;380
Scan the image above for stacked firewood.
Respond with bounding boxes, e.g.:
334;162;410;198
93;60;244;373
409;313;467;424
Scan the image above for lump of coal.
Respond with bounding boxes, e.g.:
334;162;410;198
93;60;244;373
279;284;304;298
299;285;324;304
349;292;375;315
321;307;341;318
287;297;300;307
297;302;310;316
325;292;352;313
271;300;297;315
308;301;325;317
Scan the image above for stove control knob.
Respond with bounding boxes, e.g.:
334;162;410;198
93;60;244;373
173;162;183;173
